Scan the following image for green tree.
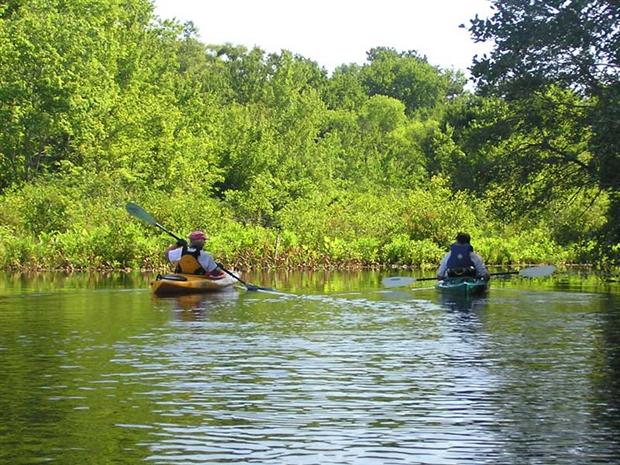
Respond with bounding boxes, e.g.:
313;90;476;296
468;0;620;251
361;47;464;116
0;0;223;193
0;0;145;187
210;48;334;226
324;64;367;111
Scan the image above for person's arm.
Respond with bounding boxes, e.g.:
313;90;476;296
471;253;490;279
437;253;450;279
198;251;218;273
164;238;187;261
165;245;183;262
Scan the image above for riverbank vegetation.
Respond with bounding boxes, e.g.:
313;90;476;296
0;0;617;271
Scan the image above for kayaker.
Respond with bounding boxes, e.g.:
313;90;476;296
436;232;490;280
165;230;224;277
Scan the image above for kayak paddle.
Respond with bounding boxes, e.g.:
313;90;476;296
489;265;556;278
216;264;276;292
382;276;436;288
382;265;556;289
125;202;184;242
125;202;275;292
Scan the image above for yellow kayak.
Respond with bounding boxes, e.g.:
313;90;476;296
151;272;239;296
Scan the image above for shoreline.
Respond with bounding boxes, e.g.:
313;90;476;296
0;262;604;274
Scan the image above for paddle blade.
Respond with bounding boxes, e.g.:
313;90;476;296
381;276;417;288
246;285;277;292
217;265;277;293
519;265;556;278
125;202;156;225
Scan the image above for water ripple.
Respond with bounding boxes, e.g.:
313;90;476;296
2;282;619;464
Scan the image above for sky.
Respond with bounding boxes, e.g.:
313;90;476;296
153;0;494;78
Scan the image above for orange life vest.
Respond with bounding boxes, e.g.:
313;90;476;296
174;248;205;275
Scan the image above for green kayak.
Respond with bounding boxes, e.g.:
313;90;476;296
436;276;489;295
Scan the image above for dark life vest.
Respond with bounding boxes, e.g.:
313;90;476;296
446;243;474;269
174;247;206;275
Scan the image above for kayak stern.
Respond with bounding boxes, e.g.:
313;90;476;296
151;272;238;297
436;276;489;295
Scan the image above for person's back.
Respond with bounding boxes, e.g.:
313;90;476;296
437;232;489;280
165;230;223;277
174;246;206;275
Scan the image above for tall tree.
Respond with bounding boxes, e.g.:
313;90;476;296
468;0;620;250
0;0;223;192
361;47;463;116
470;0;619;95
0;0;156;187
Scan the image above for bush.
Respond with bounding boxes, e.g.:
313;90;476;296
381;235;444;266
0;170;599;271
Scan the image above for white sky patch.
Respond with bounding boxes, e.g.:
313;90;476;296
153;0;494;78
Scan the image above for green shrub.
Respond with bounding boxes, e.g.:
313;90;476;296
0;169;605;270
381;235;444;266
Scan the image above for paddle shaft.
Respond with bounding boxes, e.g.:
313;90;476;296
383;265;554;289
154;222;184;243
488;271;519;277
217;265;274;292
126;203;184;243
405;271;519;282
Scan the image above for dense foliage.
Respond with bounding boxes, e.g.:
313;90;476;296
0;0;616;271
468;0;619;259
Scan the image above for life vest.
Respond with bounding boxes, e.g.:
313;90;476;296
174;247;205;275
446;243;475;270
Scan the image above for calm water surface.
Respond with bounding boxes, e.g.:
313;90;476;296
1;270;619;464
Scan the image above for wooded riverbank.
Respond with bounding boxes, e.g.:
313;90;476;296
1;1;617;271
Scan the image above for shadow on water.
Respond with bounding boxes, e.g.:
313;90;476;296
436;292;489;335
425;273;620;462
438;292;488;313
482;283;620;461
593;293;620;441
0;271;150;295
155;289;241;310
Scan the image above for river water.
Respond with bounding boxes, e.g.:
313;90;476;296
1;270;619;464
